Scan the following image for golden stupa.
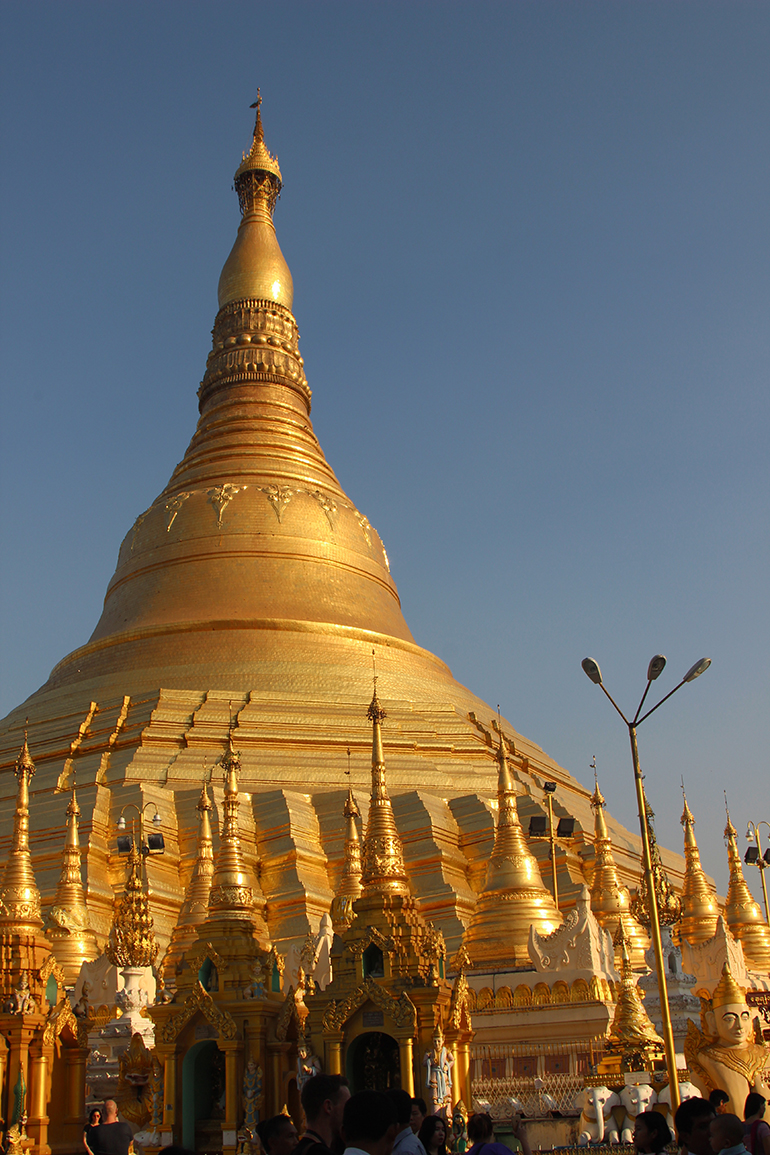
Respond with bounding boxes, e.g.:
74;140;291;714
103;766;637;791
678;788;720;947
0;97;687;965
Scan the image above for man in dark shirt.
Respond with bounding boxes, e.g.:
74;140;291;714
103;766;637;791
91;1100;133;1155
293;1074;350;1155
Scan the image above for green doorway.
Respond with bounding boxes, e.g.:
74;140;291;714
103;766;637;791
181;1039;225;1151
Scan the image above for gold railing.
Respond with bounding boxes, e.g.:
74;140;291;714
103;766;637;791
470;1039;606;1118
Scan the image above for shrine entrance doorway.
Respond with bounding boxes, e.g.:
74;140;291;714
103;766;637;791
181;1038;225;1151
345;1031;401;1093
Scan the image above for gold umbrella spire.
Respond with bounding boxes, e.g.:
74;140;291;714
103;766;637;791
107;840;159;968
678;784;719;946
45;778;98;983
360;658;410;896
723;799;770;971
463;717;561;967
219;90;293;310
0;727;43;929
163;774;217;979
589;765;648;969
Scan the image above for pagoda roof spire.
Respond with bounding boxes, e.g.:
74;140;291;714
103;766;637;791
45;776;99;983
360;657;410;896
219;90;293;310
723;797;770;971
588;762;648;969
330;750;364;932
606;920;664;1071
0;726;43;930
463;714;561;968
678;783;719;946
207;718;260;925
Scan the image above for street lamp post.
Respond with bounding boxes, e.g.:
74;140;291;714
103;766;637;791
745;821;770;924
581;652;711;1112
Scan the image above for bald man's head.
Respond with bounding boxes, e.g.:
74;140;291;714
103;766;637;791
709;1114;744;1153
103;1100;118;1121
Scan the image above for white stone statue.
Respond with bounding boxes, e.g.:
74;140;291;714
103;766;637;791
297;1041;322;1090
618;1084;657;1144
424;1027;454;1113
574;1085;620;1146
314;913;334;991
529;886;619;986
656;1081;700;1122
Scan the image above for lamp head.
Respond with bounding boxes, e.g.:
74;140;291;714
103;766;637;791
543;782;557;794
647;654;666;681
581;657;602;685
117;815;126;831
152;811;162;827
116;835;132;854
683;657;711;683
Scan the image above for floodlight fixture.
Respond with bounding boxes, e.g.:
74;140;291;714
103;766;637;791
117;835;133;854
745;846;760;864
556;817;576;839
543;781;557;794
529;816;547;837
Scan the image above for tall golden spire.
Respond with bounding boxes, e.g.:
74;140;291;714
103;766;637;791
463;723;561;967
589;769;648;969
0;729;43;930
360;667;410;896
723;802;770;971
163;777;217;979
330;754;364;931
45;779;99;984
207;725;268;940
107;840;159;968
218;90;293;311
678;786;719;946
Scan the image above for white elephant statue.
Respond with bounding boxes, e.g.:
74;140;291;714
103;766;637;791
574;1085;621;1146
656;1081;699;1121
619;1084;657;1143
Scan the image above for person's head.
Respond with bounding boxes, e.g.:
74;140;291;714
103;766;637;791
418;1116;447;1153
675;1097;716;1155
103;1101;118;1123
744;1094;766;1121
709;1114;745;1154
88;1109;102;1126
301;1074;350;1138
467;1115;494;1143
633;1111;672;1154
387;1089;414;1131
342;1091;398;1155
411;1099;427;1135
258;1115;299;1155
709;1091;730;1115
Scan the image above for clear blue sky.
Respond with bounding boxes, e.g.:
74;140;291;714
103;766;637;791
1;2;768;911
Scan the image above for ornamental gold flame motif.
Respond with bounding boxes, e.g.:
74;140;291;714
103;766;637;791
107;841;159;968
631;798;682;928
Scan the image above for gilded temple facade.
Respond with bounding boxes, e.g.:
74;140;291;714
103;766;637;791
2;95;768;1154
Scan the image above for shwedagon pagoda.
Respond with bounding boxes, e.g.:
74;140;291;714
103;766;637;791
1;96;768;1155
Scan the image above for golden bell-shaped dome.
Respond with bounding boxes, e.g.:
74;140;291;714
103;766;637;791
679;789;719;946
463;730;561;967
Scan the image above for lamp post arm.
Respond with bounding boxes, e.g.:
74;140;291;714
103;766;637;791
748;822;770;924
599;683;630;725
632;681;653;725
636;678;688;726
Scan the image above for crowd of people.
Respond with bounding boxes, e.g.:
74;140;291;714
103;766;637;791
82;1082;770;1155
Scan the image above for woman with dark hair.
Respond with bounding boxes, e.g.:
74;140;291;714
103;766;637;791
83;1107;102;1155
418;1116;447;1155
466;1113;531;1155
634;1111;673;1155
744;1094;770;1155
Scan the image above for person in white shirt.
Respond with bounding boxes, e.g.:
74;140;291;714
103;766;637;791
343;1091;398;1155
387;1090;427;1155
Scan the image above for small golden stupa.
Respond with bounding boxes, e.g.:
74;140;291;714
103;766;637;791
44;779;99;984
463;728;561;967
602;922;664;1076
678;788;720;947
588;772;648;969
723;806;770;971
